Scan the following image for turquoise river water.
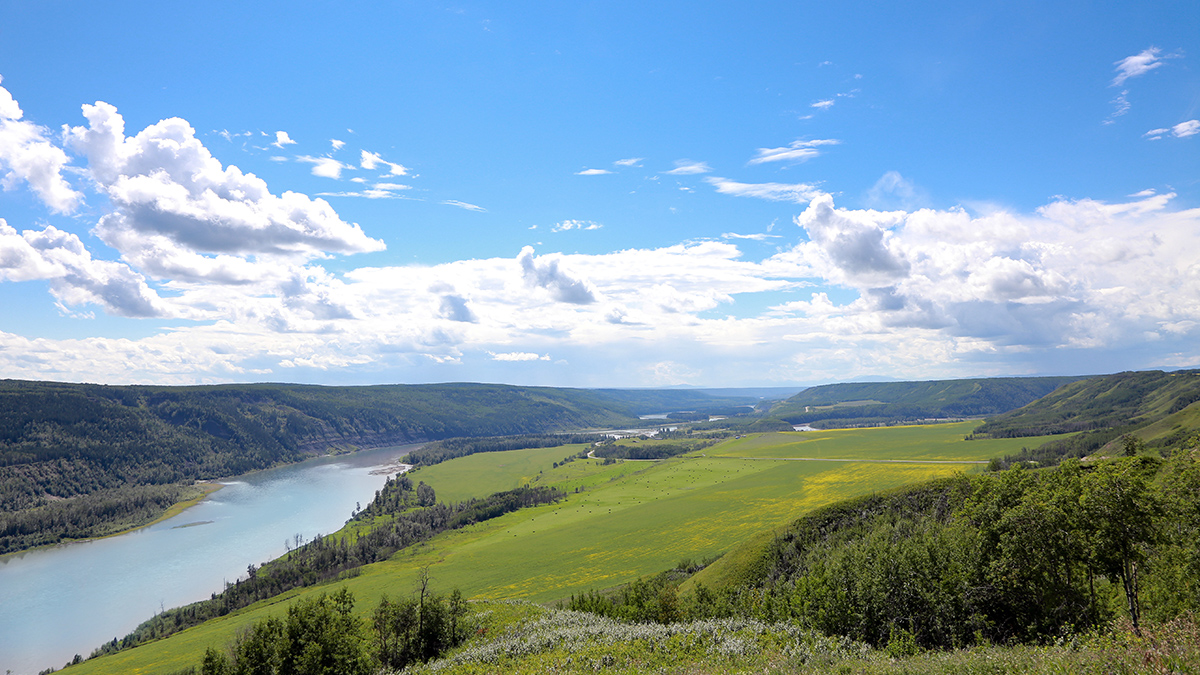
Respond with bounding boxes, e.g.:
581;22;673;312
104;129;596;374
0;444;415;675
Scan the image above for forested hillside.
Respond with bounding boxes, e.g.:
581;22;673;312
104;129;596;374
769;376;1083;427
0;380;649;554
976;369;1200;466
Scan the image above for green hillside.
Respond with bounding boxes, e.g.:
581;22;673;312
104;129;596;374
0;380;651;554
974;369;1200;465
769;376;1084;427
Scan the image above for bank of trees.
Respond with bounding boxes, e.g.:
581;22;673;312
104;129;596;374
197;586;468;675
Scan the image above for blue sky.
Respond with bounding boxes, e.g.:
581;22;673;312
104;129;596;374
0;1;1198;387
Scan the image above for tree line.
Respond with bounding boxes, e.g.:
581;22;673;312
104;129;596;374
403;433;609;467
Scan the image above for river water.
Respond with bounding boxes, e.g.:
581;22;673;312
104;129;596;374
0;444;415;675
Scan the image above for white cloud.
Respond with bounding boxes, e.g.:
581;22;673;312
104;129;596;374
664;159;711;175
1113;47;1166;86
489;351;550;361
1105;90;1131;123
0;79;82;213
441;199;486;212
721;232;780;241
297;155;352;179
359;150;408;176
2;191;1197;386
62;101;383;287
613;157;643;167
811;99;835;110
0;219;167;317
866;171;928;210
576;168;612;175
705;177;824;204
330;139;345;151
518;246;598;304
748;138;840;165
551;220;602;232
271;131;297;149
1144;120;1200;140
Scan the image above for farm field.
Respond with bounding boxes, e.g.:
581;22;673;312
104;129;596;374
708;421;1063;461
69;422;1068;675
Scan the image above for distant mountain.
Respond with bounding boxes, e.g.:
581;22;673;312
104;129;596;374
769;376;1085;427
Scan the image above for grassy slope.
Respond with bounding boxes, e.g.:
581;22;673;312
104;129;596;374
68;422;1066;675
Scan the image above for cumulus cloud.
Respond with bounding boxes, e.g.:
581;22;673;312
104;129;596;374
748;139;839;165
0;219;167;317
0;79;82;213
62;101;384;286
705;177;823;203
1145;120;1200;140
517;246;597;304
1113;47;1166;86
439;294;477;322
551;220;602;232
271;131;297;149
664;159;711;175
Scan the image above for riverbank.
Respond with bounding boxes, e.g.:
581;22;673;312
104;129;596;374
0;482;225;561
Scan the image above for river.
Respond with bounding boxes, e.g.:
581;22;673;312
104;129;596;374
0;444;415;675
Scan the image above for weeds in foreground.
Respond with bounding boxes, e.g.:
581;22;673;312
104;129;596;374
400;603;1200;675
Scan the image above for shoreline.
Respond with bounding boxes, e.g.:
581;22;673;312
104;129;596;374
0;482;224;560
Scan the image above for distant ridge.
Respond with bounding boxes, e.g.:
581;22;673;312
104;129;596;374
769;376;1086;428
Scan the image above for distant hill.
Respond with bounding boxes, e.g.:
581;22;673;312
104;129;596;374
974;369;1200;465
768;376;1085;427
0;380;666;553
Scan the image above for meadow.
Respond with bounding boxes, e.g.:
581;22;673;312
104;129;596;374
68;422;1068;675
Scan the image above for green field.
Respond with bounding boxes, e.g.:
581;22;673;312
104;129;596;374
70;422;1069;675
709;422;1065;461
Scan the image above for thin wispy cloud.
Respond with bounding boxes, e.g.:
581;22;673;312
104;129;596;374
705;177;824;203
576;168;612;175
664;159;712;175
811;99;835;110
442;199;486;212
330;139;345;151
1145;120;1200;140
749;139;840;165
1113;47;1167;86
722;232;780;241
614;157;643;167
297;155;352;179
551;220;602;232
360;150;408;176
488;351;550;361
